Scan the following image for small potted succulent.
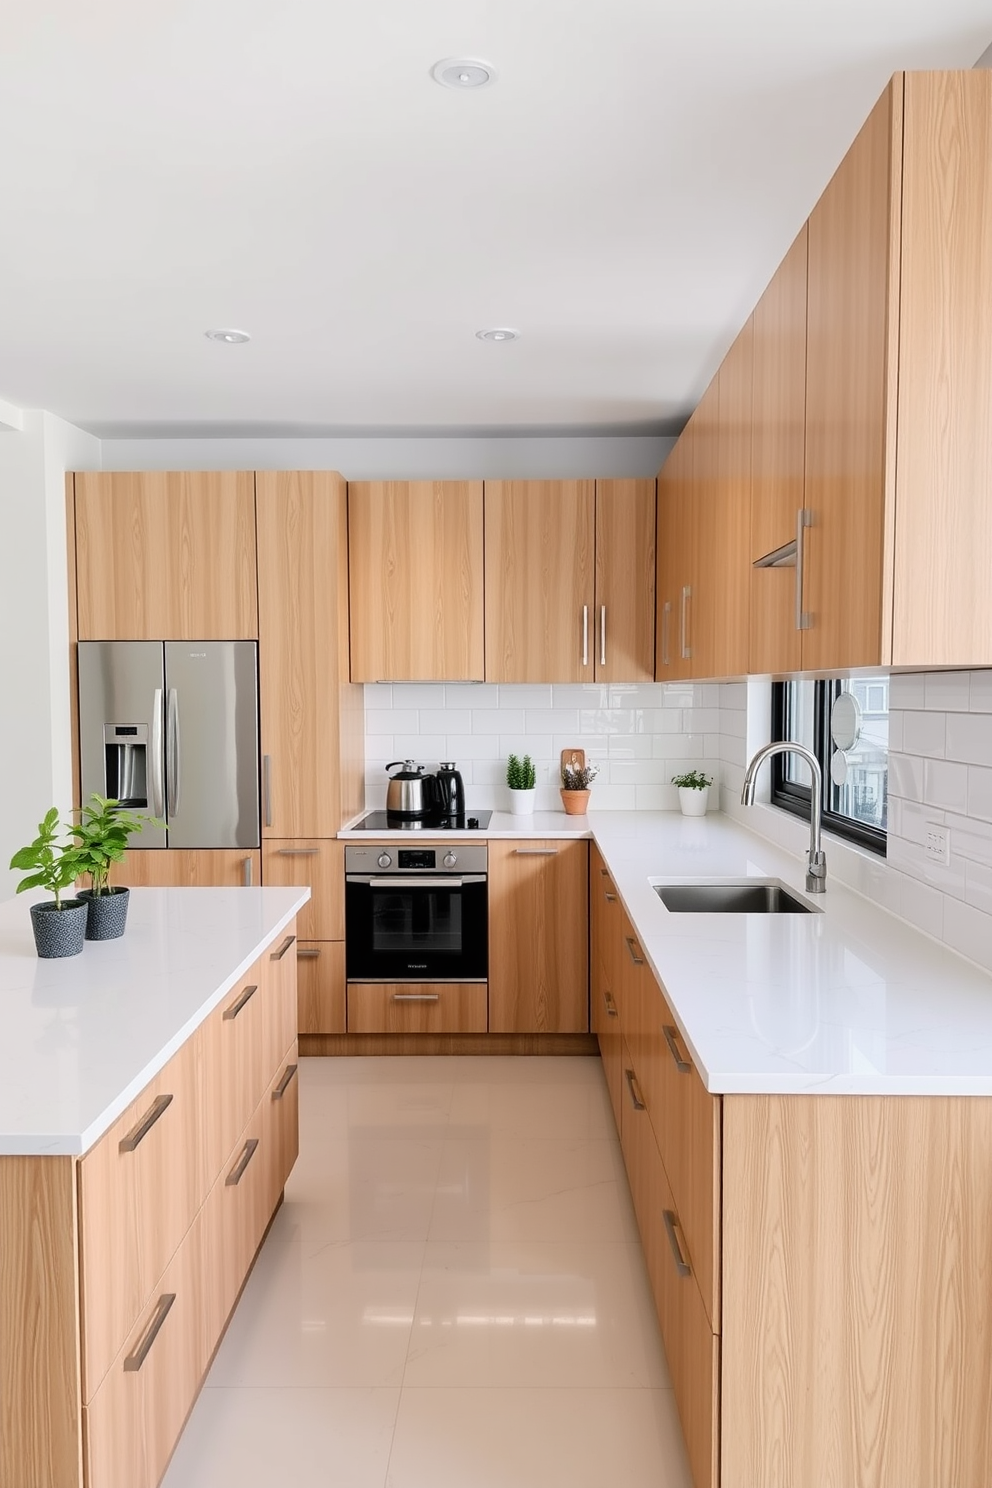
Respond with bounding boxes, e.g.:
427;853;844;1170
9;808;89;958
672;769;713;817
506;753;537;814
560;760;600;815
71;794;159;940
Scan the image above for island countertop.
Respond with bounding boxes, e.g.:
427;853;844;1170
0;886;309;1157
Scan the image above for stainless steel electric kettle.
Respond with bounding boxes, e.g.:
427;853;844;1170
384;761;436;817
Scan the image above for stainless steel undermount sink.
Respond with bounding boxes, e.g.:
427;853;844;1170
653;880;820;914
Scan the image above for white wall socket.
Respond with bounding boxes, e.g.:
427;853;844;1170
925;824;950;864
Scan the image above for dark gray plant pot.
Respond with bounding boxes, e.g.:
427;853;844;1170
79;886;130;941
30;900;88;959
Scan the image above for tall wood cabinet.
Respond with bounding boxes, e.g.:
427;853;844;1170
348;481;485;682
74;471;258;641
261;840;346;1036
488;840;589;1033
594;479;656;682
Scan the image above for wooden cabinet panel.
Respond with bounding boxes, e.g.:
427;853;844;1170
261;840;344;941
347;982;488;1034
348;481;485;681
591;955;622;1134
77;1034;203;1405
892;72;992;668
803;80;901;671
655;438;689;680
109;849;259;889
264;927;299;1085
74;471;257;641
200;962;267;1190
297;942;346;1035
257;470;364;837
710;317;752;679
484;481;595;682
264;1047;300;1213
594;479;656;681
488;840;589;1034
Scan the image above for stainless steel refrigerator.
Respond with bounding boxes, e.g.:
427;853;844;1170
77;641;260;850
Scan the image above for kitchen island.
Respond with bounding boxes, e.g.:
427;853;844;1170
0;885;308;1488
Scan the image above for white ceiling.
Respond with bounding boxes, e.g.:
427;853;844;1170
1;2;990;438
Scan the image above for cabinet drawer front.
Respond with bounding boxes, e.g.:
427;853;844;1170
79;1034;202;1403
262;924;299;1085
261;842;343;940
201;961;267;1183
297;941;346;1035
263;1047;300;1217
83;1205;206;1488
591;961;623;1135
347;982;488;1034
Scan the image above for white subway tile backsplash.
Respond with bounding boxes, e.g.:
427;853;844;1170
923;672;972;712
445;683;500;708
364;684;394;709
902;710;946;758
391;684;446;709
499;685;553;710
964;860;992;917
968;765;992;823
942;896;992;975
419;709;472;734
889;753;925;802
525;709;579;734
889;673;926;709
367;709;418;735
943;811;992;867
472;709;524;735
923;758;969;813
970;670;992;712
442;734;503;760
945;711;992;766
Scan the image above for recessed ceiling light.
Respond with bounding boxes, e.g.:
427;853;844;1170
476;327;519;343
432;58;497;90
204;328;251;344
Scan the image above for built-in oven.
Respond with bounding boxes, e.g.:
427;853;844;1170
345;843;488;982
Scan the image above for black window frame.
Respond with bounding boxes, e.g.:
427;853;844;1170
770;680;887;856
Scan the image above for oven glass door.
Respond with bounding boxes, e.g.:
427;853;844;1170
346;876;488;981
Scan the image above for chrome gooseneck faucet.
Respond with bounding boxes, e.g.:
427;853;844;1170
741;741;827;893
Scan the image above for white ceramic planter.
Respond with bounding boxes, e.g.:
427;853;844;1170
508;788;536;815
678;786;709;817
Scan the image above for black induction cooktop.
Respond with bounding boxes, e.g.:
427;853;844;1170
351;810;493;832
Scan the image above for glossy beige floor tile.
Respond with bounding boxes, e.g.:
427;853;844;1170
385;1386;692;1488
164;1056;692;1488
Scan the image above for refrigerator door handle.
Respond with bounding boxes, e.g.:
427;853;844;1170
166;688;180;817
150;687;165;819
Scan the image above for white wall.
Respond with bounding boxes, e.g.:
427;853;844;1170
0;413;101;899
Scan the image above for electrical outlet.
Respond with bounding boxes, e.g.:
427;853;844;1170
925;824;949;865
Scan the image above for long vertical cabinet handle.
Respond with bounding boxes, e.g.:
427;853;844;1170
600;605;607;667
663;1025;691;1074
582;606;589;667
624;1067;646;1111
263;755;273;828
123;1293;176;1372
680;586;692;660
661;602;671;669
166;688;180;816
150;688;165;819
242;857;253;887
795;509;812;631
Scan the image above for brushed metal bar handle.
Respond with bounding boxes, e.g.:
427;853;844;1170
514;848;559;856
604;889;617;903
680;585;692;660
271;934;296;961
392;993;440;1002
166;688;180;817
603;990;618;1018
624;935;644;967
272;1064;298;1100
663;1210;691;1278
661;601;671;668
624;1067;646;1111
123;1293;176;1372
223;982;258;1020
149;687;165;819
371;876;464;888
297;947;321;959
663;1024;691;1074
242;856;252;887
226;1137;259;1186
796;508;812;631
263;754;273;827
277;847;320;856
600;605;607;666
119;1093;173;1153
582;605;589;667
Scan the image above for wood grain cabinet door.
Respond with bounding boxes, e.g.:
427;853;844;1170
74;471;257;640
484;481;595;682
348;481;485;681
594;479;656;681
261;840;344;941
488;840;589;1033
109;849;260;889
297;942;346;1035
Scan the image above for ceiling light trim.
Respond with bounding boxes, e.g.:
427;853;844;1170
204;328;251;345
476;327;520;343
431;57;497;90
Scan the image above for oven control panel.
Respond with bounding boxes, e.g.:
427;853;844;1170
345;843;488;875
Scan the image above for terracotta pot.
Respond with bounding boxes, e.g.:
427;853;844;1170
560;789;591;816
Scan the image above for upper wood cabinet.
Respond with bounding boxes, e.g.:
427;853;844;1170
74;471;258;640
348;481;485;682
256;471;364;838
488;840;589;1034
655;432;693;680
594;479;656;682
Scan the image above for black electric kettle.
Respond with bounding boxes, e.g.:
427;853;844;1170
385;761;436;817
434;761;465;818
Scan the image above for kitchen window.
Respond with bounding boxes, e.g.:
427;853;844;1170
770;677;889;854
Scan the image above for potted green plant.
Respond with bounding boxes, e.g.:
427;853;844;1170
9;808;89;958
560;760;600;815
71;794;158;940
506;753;537;814
671;769;713;816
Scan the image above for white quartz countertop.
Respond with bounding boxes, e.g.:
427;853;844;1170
0;886;309;1156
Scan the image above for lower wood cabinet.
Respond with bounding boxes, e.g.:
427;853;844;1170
347;982;488;1034
109;849;260;888
488;840;589;1033
297;941;346;1035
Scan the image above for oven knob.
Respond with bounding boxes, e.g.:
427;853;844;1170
443;851;458;868
377;851;392;869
